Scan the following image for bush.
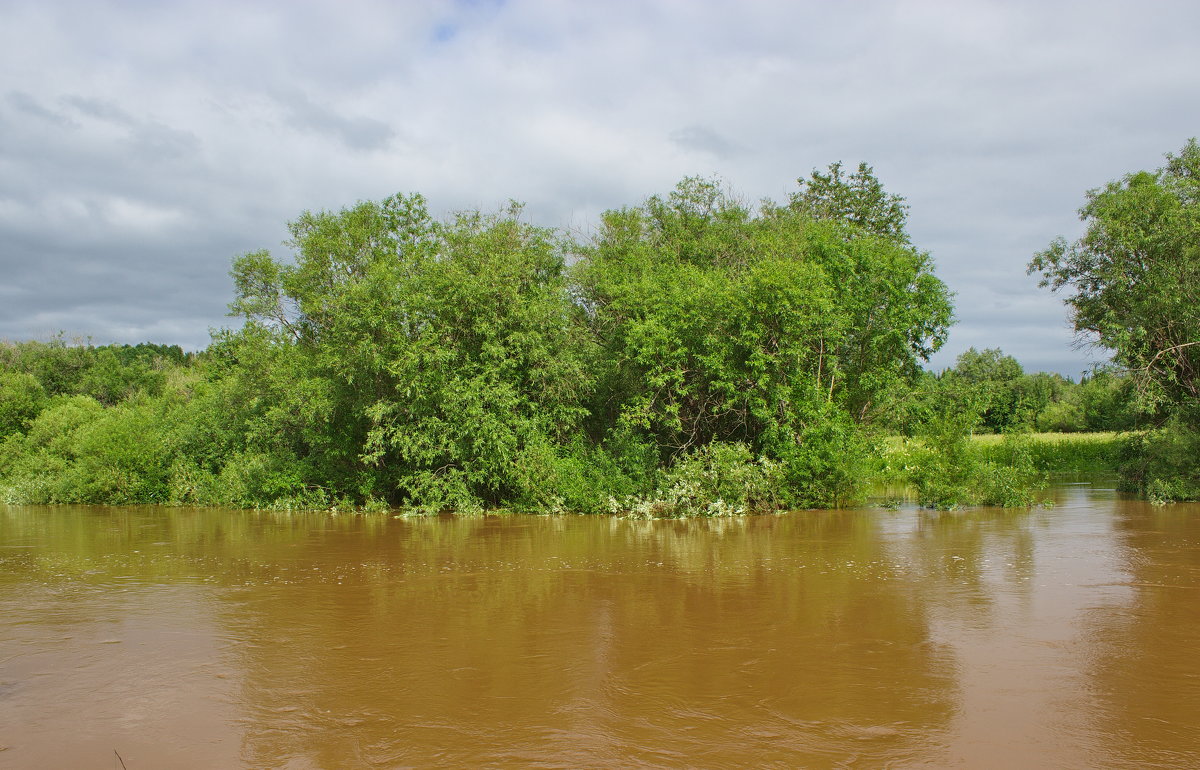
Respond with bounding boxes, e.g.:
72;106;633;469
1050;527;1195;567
774;412;875;508
901;418;1047;510
0;395;183;505
610;442;785;518
1118;424;1200;503
0;372;47;438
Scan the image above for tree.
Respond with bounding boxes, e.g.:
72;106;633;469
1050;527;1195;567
573;173;951;505
791;161;911;243
227;194;597;511
1029;139;1200;423
950;347;1023;385
946;347;1025;432
0;371;46;439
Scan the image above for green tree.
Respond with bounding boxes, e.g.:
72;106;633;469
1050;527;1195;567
0;172;959;514
950;347;1023;385
0;371;47;438
0;337;177;405
1031;140;1200;500
227;194;597;511
1029;139;1200;422
574;173;951;506
946;347;1026;432
791;161;911;243
0;337;94;396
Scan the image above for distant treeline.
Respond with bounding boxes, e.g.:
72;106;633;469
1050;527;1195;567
0;339;190;407
885;347;1143;436
2;145;1196;512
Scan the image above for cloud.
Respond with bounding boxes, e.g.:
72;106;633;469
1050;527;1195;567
669;125;741;159
274;90;396;152
130;121;202;163
6;91;78;128
62;95;136;125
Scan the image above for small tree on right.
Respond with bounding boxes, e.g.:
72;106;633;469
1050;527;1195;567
1030;140;1200;500
1029;139;1200;424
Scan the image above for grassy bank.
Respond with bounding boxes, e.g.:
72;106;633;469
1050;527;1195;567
968;431;1125;474
874;431;1126;510
880;431;1125;476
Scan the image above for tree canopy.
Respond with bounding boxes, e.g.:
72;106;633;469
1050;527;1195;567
1029;139;1200;423
791;161;911;243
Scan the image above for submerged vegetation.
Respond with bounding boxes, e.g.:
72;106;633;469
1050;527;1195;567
3;143;1195;514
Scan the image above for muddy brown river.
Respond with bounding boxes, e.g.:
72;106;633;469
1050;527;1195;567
2;482;1198;768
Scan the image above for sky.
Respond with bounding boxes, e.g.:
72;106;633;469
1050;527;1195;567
2;0;1198;378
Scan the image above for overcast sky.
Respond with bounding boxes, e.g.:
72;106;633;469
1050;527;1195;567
2;0;1198;377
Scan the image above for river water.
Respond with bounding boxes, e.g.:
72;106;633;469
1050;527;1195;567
1;482;1198;768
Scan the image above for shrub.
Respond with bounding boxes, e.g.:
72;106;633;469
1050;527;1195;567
0;372;47;438
611;441;785;518
1118;424;1200;503
903;419;1047;510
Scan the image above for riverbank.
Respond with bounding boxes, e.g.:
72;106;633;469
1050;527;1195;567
872;431;1126;511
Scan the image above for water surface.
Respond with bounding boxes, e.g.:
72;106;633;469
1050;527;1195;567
2;483;1198;768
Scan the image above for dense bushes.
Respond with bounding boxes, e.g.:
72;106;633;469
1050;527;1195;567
573;177;948;509
4;168;1090;515
14;148;1199;512
1118;422;1200;504
877;416;1049;511
0;371;46;439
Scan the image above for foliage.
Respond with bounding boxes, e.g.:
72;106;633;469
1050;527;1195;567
0;371;47;439
0;337;94;396
901;412;977;509
1034;369;1140;432
1030;139;1200;423
227;194;596;512
574;174;951;459
879;365;987;437
4;166;1090;516
0;395;177;505
610;441;785;518
1030;140;1200;502
791;161;911;243
1117;421;1200;503
879;346;1141;437
946;347;1028;432
0;337;183;405
900;421;1048;510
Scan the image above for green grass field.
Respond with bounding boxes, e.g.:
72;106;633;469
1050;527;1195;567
879;431;1126;478
872;431;1127;509
968;431;1125;473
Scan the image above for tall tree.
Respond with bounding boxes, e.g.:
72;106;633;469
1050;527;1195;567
227;194;596;510
1029;139;1200;422
574;174;951;504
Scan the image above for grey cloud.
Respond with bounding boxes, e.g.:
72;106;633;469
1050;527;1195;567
277;91;395;152
2;229;243;350
130;121;202;163
62;95;135;125
60;95;203;165
6;91;77;128
670;125;741;159
2;0;1199;374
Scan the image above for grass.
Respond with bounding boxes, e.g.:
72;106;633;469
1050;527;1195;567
968;431;1125;474
881;432;1125;475
873;431;1126;510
